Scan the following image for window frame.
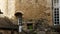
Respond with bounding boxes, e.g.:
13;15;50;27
27;23;33;30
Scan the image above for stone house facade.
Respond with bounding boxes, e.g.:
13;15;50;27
0;0;60;34
0;0;52;25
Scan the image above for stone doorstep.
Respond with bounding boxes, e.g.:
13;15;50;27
37;31;59;34
46;32;59;34
37;31;45;34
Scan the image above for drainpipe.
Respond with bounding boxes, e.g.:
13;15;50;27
51;0;54;26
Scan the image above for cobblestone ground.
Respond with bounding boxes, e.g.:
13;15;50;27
18;31;59;34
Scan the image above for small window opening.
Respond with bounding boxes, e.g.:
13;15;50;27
27;23;33;30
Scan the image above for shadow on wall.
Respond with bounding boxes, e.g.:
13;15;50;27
0;16;17;27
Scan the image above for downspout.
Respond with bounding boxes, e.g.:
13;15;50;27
52;0;54;26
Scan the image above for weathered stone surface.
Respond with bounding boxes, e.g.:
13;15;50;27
15;0;52;26
37;31;45;34
0;0;58;34
0;0;53;26
47;32;59;34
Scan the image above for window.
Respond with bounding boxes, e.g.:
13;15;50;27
54;8;59;24
17;13;22;32
53;0;60;25
15;12;23;32
18;17;22;25
15;12;22;25
54;0;59;3
53;0;59;7
27;23;33;30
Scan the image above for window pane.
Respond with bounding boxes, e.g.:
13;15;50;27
54;19;57;21
54;22;57;24
57;0;59;3
57;16;59;18
56;22;59;24
54;11;56;13
57;18;59;20
53;0;59;7
54;16;56;18
54;14;57;16
57;8;59;10
54;8;56;10
54;0;56;3
57;11;59;13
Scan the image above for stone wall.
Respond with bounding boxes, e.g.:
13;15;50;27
46;32;59;34
37;31;59;34
0;0;53;30
15;0;53;26
0;30;11;34
0;30;18;34
0;0;53;26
